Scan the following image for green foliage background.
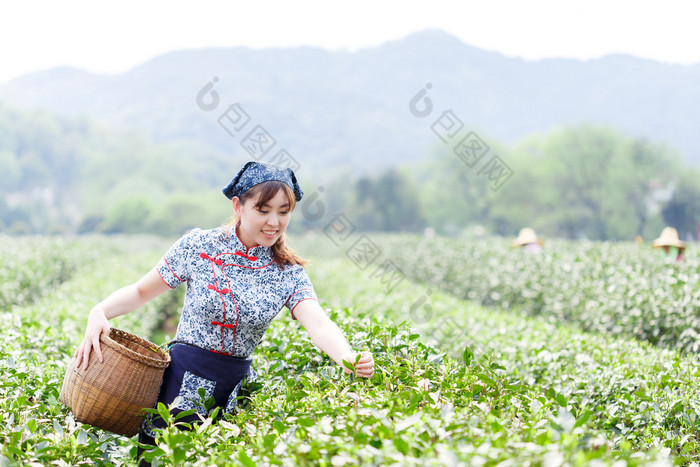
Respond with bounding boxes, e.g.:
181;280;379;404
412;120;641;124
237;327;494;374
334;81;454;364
1;234;698;465
1;102;699;241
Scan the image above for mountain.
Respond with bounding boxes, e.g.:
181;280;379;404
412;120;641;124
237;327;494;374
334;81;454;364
1;29;699;179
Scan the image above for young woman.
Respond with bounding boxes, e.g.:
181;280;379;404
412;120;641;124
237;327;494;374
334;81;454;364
74;161;374;463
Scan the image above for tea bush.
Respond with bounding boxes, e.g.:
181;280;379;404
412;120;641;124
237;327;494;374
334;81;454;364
0;234;689;465
305;251;700;465
374;235;699;353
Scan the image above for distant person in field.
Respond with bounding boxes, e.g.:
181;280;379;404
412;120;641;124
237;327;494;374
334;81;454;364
512;227;543;253
73;161;374;466
653;226;686;262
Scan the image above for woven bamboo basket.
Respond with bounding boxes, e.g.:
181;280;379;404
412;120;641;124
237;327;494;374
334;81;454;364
59;328;171;437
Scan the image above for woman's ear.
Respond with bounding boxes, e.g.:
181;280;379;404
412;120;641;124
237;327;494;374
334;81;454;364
232;197;242;218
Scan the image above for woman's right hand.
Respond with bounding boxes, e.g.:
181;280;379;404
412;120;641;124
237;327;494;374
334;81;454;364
74;307;110;370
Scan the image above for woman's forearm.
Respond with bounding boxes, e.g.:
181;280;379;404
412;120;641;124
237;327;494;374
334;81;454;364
94;283;149;320
75;268;171;370
292;300;375;377
94;268;171;320
306;319;354;366
306;317;375;378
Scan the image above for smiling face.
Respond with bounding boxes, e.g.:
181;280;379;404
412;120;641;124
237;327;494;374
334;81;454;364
233;181;295;249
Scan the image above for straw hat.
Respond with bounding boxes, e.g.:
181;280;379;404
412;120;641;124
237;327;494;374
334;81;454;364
513;227;542;247
652;227;686;249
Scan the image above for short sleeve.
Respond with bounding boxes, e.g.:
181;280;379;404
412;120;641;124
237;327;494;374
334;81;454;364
285;266;318;320
157;229;200;288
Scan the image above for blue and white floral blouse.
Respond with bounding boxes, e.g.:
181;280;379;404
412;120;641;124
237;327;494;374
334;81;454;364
156;225;318;357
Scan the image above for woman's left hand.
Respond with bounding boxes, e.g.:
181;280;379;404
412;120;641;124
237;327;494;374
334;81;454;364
343;351;374;378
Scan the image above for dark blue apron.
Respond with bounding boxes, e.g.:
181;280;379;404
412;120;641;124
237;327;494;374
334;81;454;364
142;343;253;436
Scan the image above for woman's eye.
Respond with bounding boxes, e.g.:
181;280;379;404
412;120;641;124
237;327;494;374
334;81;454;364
258;209;269;214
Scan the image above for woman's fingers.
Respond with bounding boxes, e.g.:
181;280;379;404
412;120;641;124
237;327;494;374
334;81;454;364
73;342;84;367
341;351;375;377
77;311;110;370
75;329;106;371
80;340;93;370
92;334;104;365
355;352;374;377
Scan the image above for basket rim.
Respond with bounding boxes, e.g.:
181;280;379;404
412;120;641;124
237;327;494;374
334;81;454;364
100;328;171;368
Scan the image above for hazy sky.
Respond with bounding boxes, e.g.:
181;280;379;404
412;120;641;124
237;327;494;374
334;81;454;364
1;0;699;84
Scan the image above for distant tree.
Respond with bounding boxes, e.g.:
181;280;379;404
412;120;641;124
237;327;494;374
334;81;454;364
0;103;236;234
102;195;155;234
349;167;425;232
147;191;229;235
416;124;687;241
416;140;497;235
0;150;21;190
77;214;104;234
497;125;681;240
662;168;700;241
607;138;681;238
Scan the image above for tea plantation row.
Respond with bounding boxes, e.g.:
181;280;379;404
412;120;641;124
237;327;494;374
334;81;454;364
0;234;692;465
372;235;699;353
307;252;699;465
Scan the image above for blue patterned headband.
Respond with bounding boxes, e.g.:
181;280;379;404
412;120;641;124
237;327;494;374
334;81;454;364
222;161;304;201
